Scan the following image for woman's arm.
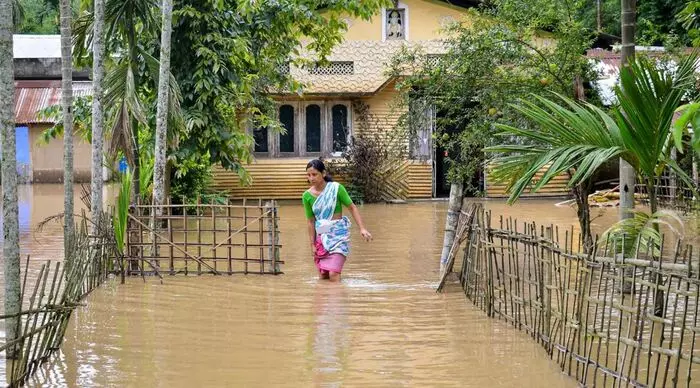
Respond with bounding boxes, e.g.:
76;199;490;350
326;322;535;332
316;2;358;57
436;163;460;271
307;218;316;254
348;203;372;241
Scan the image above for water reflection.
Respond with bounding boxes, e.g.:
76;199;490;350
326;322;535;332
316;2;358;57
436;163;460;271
310;283;349;385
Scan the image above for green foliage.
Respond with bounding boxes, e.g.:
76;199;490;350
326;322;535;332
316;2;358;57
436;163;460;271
170;155;214;204
487;53;699;209
327;101;407;203
603;209;685;256
390;0;596;194
113;169;132;255
37;96;93;144
678;1;700;46
170;0;390;182
487;93;624;201
673;102;700;157
68;0;387;201
580;0;689;46
138;152;154;200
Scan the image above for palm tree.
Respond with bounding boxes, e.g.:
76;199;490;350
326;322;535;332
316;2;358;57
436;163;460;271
60;0;75;264
487;52;698;244
487;54;698;317
673;103;700;187
91;0;105;229
73;0;183;201
1;0;21;369
153;0;173;214
73;0;158;199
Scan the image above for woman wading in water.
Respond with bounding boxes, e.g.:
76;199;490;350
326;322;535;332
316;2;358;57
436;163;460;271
303;159;372;281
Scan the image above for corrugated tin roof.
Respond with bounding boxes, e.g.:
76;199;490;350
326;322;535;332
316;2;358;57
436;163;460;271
14;80;93;125
13;35;61;59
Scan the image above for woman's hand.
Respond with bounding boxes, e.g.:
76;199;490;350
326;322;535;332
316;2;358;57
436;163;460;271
360;228;373;242
310;243;316;256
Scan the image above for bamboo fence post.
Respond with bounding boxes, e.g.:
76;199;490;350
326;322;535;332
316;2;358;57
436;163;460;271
197;197;202;275
244;198;249;274
184;198;189;276
227;203;232;274
258;198;264;273
266;200;273;273
273;200;280;274
168;198;174;275
212;198;217;274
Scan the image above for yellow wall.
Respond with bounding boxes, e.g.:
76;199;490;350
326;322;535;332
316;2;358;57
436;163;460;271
30;124;92;183
340;0;472;41
211;84;433;200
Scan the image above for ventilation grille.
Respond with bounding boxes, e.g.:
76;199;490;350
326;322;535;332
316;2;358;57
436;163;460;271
278;62;290;75
308;61;354;75
426;54;444;67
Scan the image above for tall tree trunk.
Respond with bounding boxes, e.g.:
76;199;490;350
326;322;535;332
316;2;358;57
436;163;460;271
440;182;463;274
1;0;21;370
572;180;594;253
90;0;105;230
60;0;74;264
153;0;173;214
597;0;602;31
692;157;698;189
619;0;636;221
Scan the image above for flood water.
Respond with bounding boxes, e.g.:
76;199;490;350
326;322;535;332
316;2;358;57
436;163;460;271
1;184;696;387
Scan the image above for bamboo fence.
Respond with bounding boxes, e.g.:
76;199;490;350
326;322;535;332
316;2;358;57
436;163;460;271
125;198;283;276
0;213;116;387
442;203;700;387
636;168;700;214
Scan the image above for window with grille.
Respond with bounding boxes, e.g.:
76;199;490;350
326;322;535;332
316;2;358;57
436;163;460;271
308;61;354;76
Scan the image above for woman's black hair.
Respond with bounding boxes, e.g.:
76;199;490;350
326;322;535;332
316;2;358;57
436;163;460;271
306;159;333;182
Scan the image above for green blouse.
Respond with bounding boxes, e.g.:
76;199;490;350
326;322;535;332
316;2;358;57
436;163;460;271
302;183;353;219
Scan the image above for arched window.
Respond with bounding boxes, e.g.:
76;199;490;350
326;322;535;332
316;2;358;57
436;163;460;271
331;104;348;153
306;104;321;153
279;105;295;153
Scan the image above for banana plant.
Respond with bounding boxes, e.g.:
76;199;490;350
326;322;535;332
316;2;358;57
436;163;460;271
113;168;132;257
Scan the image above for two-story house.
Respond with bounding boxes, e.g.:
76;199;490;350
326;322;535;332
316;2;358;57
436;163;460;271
210;0;490;200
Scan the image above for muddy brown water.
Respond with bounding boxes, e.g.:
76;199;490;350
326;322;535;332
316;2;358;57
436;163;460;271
1;184;696;387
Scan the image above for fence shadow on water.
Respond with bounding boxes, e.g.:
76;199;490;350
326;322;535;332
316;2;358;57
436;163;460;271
441;204;700;387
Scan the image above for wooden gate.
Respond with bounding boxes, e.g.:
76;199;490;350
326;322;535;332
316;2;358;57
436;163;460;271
125;199;283;276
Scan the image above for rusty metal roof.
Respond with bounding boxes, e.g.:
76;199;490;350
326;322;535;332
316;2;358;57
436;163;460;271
14;80;92;125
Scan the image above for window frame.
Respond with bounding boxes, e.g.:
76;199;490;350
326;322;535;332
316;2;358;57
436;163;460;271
382;3;409;42
251;126;271;158
303;101;325;157
277;103;298;157
329;102;352;157
250;100;353;158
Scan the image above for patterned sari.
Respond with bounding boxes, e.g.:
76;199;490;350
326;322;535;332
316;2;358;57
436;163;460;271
312;182;351;257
